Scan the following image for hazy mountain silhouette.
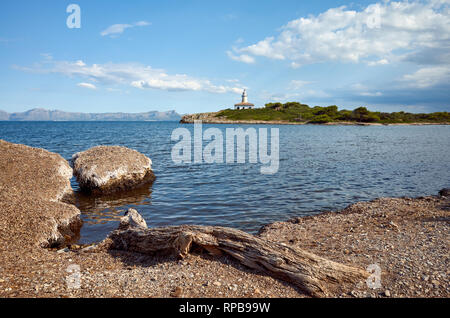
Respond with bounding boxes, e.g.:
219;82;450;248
0;108;182;121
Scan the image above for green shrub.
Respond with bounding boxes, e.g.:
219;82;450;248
308;114;332;123
216;102;449;124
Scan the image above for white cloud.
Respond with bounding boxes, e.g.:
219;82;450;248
402;65;450;88
40;53;53;60
100;24;132;36
229;1;450;67
351;83;368;91
367;59;389;66
351;83;383;96
77;82;97;90
134;21;150;27
359;91;383;97
260;88;329;102
240;37;285;60
17;58;243;94
100;21;151;37
226;51;255;64
289;80;314;90
260;92;300;102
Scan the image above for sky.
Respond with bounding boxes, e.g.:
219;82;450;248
0;0;449;114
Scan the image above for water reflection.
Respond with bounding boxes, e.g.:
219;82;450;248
73;185;153;225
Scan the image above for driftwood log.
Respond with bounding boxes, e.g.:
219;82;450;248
106;209;369;297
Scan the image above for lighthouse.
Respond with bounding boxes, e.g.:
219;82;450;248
234;89;255;110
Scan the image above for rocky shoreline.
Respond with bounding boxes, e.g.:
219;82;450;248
180;112;450;126
0;139;448;298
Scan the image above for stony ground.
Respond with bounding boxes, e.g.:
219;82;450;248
1;194;448;298
260;195;450;298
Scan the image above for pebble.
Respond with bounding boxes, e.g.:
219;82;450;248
56;247;69;254
170;286;183;297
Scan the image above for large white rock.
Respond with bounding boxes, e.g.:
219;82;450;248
72;145;155;194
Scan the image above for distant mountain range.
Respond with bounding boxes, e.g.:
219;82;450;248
0;108;182;121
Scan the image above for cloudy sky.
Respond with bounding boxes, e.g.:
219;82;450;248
0;0;449;114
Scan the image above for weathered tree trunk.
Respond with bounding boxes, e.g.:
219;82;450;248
106;214;368;297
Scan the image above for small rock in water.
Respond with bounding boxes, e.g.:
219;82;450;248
119;208;148;230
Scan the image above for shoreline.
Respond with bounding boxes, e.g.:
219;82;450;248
182;120;450;126
180;112;450;126
0;139;448;298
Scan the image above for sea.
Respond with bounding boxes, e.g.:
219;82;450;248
1;121;449;244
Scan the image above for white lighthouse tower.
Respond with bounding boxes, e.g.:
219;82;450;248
242;89;248;103
234;89;254;110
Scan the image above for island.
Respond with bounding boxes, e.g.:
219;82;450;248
181;103;450;125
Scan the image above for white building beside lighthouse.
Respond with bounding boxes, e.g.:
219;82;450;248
234;89;254;110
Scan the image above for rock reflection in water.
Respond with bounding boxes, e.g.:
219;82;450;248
74;185;153;225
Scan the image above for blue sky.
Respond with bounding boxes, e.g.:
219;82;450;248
0;0;449;114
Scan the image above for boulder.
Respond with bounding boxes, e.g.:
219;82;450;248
0;140;81;248
71;146;155;194
438;188;450;197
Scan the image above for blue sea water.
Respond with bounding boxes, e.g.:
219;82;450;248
1;121;449;243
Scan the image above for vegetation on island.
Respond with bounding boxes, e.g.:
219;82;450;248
215;102;450;124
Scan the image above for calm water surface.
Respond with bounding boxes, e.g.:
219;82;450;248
1;121;449;243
